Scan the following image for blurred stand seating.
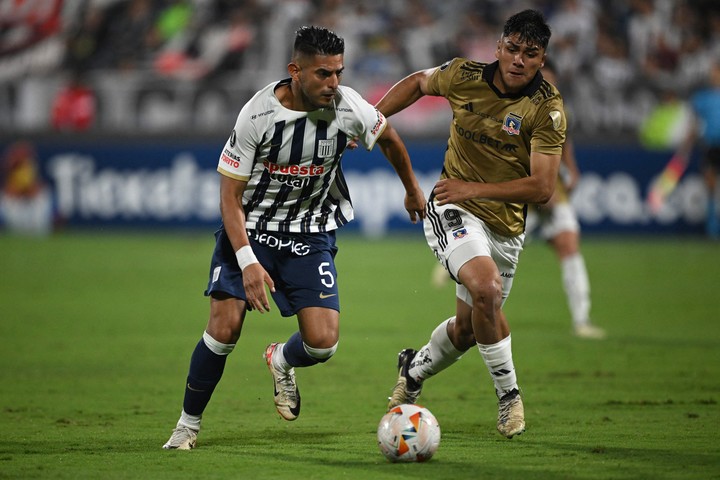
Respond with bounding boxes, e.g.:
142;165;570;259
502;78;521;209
1;0;719;141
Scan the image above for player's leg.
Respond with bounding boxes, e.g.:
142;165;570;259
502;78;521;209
164;226;249;450
388;204;477;408
261;231;340;420
453;230;525;438
388;313;473;409
164;294;246;449
546;204;605;338
389;203;523;440
264;307;339;421
456;256;517;393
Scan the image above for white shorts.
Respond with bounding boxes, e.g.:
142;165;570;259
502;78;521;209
424;201;524;306
528;202;579;240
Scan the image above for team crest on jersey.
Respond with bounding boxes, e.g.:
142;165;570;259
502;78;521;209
452;228;468;239
502;113;522;136
317;139;336;158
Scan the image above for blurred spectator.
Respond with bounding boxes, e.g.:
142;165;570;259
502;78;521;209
62;2;107;72
593;28;635;92
4;0;720;137
0;141;53;236
95;0;160;70
401;1;449;71
548;0;598;79
50;71;97;131
626;0;667;70
154;2;261;80
452;13;500;63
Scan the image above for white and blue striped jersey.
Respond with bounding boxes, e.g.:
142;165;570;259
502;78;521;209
218;78;387;233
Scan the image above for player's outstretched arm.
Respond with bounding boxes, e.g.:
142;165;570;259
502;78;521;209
376;123;426;223
376;67;436;118
219;175;275;313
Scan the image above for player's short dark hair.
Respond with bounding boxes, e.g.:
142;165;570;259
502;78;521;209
503;9;551;50
293;26;345;57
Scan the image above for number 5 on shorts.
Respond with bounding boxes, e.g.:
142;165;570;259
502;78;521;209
318;262;335;289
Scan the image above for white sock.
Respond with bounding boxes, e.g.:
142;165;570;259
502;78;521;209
178;410;201;431
477;335;518;397
408;317;465;383
561;253;591;327
272;342;291;371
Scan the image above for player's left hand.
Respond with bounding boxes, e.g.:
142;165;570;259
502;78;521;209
433;178;475;205
405;187;427;223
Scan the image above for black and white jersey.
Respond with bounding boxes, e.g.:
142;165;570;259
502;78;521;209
218;78;387;233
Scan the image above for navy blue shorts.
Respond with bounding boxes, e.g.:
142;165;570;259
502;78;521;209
204;227;340;317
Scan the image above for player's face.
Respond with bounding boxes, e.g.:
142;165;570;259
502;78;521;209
494;33;546;94
291;54;344;110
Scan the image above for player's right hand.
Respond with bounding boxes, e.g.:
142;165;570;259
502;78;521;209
242;263;275;313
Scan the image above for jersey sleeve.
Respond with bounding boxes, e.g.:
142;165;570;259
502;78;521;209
337;86;387;151
531;95;567;156
425;58;463;98
217;102;261;181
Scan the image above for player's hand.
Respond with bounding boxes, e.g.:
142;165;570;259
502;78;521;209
346;137;359;150
562;167;580;192
433;178;475;205
405;187;427;223
242;263;275;313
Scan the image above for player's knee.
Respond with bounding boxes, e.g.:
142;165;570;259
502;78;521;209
466;278;502;310
203;331;236;355
303;341;338;363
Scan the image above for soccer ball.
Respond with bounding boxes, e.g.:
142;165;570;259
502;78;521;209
377;404;441;462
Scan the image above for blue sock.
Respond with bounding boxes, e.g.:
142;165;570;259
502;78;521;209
183;338;228;416
282;332;319;367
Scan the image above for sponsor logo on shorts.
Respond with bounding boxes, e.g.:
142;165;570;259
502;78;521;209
452;228;468;239
319;292;337;299
251;231;311;256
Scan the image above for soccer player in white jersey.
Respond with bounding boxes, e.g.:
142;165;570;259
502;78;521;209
377;10;565;439
526;60;605;340
163;25;426;450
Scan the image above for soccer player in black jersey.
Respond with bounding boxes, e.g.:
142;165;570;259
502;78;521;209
163;25;425;450
378;10;566;439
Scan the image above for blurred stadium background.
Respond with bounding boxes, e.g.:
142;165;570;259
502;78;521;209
2;0;720;236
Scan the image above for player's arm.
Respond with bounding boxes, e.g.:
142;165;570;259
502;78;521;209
219;174;274;313
375;67;437;118
560;138;580;191
433;151;561;205
376;122;426;222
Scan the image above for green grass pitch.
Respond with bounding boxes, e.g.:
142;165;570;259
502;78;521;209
0;231;718;479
